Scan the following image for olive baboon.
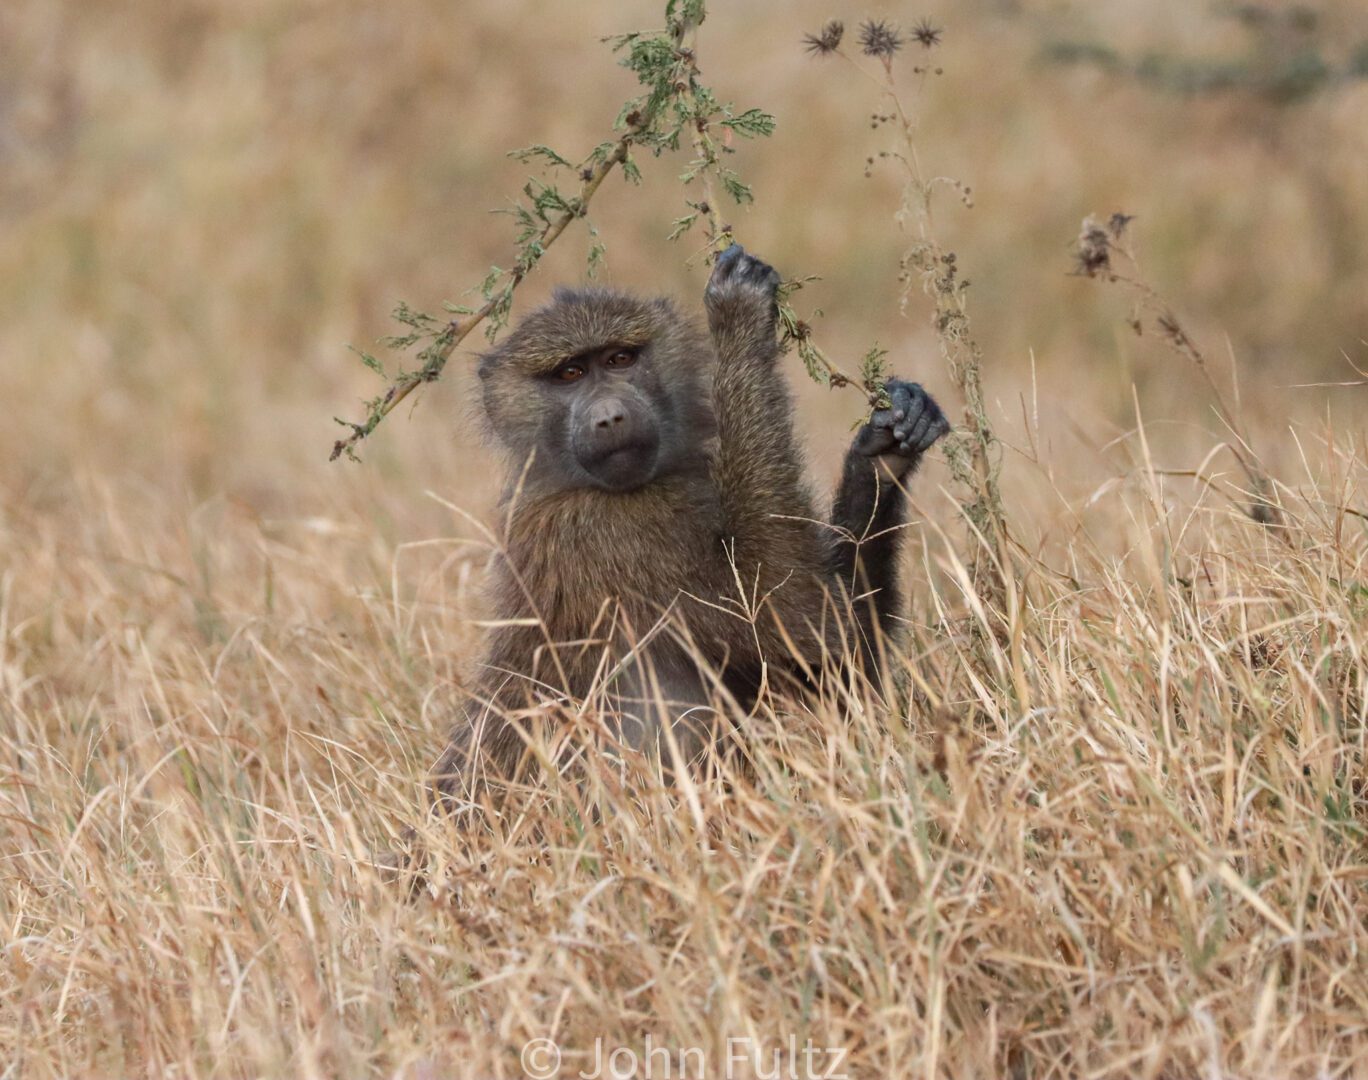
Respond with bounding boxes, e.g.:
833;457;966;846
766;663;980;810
434;244;947;799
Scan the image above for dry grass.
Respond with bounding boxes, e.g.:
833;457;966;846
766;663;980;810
3;1;1368;1077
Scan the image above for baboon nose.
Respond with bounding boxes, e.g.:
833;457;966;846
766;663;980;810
590;398;628;429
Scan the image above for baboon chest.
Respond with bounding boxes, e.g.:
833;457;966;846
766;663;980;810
503;481;725;644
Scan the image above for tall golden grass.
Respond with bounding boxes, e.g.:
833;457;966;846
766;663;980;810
2;1;1366;1076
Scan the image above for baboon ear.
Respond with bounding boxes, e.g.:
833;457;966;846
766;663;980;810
476;355;495;381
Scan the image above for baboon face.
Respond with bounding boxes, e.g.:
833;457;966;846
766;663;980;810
545;342;664;491
479;289;714;493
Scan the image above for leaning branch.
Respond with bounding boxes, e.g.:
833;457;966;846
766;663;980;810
672;31;729;252
329;131;638;462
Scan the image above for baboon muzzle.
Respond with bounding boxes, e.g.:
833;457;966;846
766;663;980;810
572;393;661;491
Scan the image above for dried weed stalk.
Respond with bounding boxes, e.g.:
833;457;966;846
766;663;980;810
801;16;1008;610
1073;212;1285;529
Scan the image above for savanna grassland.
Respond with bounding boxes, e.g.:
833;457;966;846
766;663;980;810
2;1;1367;1077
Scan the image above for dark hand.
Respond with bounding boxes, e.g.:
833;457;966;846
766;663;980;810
854;379;949;474
704;243;781;339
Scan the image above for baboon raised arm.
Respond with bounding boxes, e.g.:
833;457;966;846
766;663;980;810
431;246;948;804
703;246;828;608
831;380;948;658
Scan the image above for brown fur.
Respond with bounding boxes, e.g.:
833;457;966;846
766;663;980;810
434;273;856;803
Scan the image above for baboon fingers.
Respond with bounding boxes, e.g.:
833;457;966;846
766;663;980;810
711;242;745;281
855;409;897;457
909;409;951;454
878;378;951;455
706;244;780;298
904;411;933;450
925;413;951;449
888;383;926;443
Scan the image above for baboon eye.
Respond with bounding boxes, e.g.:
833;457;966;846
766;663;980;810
604;348;638;369
556;363;586;382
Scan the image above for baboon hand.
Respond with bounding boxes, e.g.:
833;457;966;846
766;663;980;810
854;379;949;474
704;243;781;341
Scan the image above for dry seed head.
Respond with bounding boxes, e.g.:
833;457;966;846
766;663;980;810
1074;215;1112;277
859;19;904;58
1108;211;1135;239
803;20;844;56
911;18;943;48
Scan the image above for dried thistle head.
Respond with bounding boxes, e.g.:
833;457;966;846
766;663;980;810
1074;215;1112;277
803;20;844;56
1108;211;1135;239
911;18;943;48
858;19;903;58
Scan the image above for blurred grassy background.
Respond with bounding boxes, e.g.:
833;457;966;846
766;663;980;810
3;0;1365;546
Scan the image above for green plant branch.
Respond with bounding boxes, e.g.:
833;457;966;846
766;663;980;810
671;29;730;252
329;132;639;462
332;0;808;461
